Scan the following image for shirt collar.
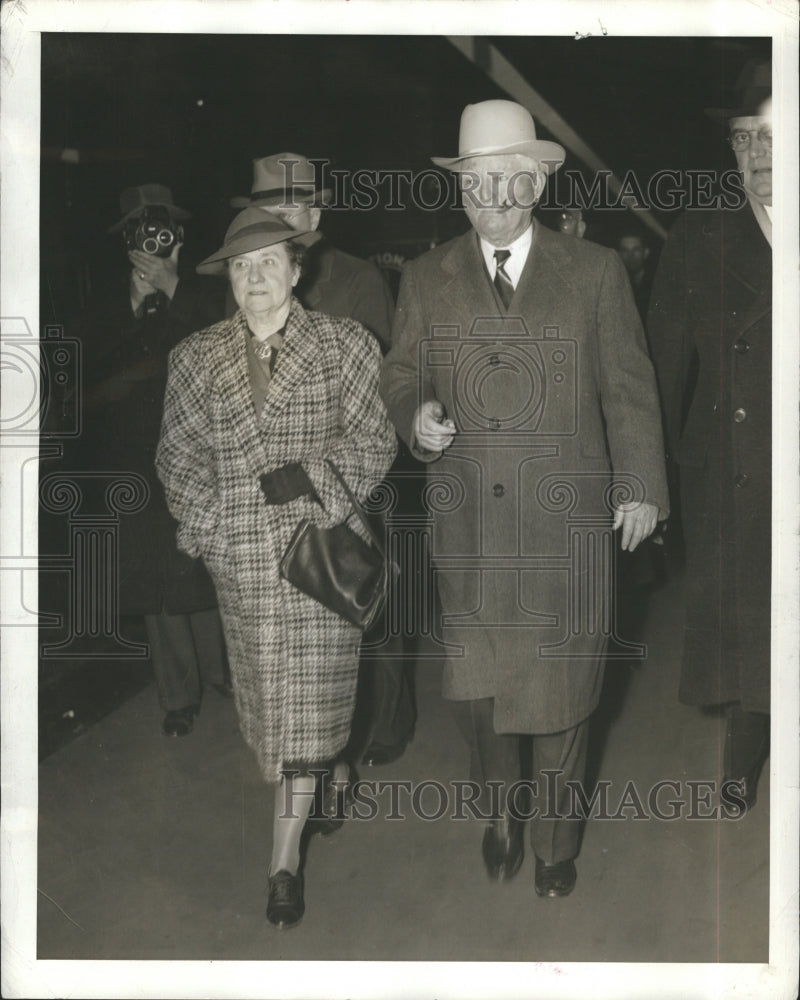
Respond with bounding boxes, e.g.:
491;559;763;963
478;223;533;286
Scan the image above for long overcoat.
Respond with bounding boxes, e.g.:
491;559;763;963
380;223;668;735
74;276;224;616
648;206;771;714
156;301;396;781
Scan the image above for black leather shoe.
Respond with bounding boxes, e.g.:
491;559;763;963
162;705;198;737
266;869;304;929
314;764;356;837
482;816;524;882
534;857;577;898
361;737;410;767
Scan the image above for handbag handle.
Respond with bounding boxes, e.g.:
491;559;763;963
324;459;386;557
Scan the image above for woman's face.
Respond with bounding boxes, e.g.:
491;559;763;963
228;242;299;318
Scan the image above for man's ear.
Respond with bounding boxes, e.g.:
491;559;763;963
532;168;547;206
309;207;322;231
577;220;587;239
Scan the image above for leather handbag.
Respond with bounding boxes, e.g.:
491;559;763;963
279;459;391;630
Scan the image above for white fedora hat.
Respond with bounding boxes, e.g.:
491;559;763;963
431;100;565;174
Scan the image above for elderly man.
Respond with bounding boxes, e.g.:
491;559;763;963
381;100;667;897
648;63;772;815
231;153;415;768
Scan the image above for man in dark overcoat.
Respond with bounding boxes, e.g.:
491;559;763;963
380;101;668;897
230;153;416;767
648;66;772;813
77;184;228;737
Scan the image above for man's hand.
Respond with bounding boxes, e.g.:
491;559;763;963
413;400;456;453
128;243;181;300
613;500;659;552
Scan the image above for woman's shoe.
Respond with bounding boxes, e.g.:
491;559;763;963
266;868;304;929
315;763;356;836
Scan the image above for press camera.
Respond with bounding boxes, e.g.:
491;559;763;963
122;206;180;258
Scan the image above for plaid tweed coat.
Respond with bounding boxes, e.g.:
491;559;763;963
156;300;396;781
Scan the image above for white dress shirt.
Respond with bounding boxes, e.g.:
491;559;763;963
479;224;533;290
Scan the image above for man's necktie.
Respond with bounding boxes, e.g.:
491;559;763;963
493;249;514;310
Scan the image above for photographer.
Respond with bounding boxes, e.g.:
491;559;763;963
74;184;229;737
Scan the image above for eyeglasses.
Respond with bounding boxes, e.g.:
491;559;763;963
727;127;772;151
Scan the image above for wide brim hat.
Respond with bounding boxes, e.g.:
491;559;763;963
431;100;565;175
108;183;191;233
230;152;332;208
196;208;322;275
705;58;771;121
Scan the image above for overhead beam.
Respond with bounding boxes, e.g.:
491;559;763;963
447;36;668;241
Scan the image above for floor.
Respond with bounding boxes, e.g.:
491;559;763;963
35;562;771;972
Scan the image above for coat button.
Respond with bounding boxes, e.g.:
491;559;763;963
492;483;505;498
734;473;749;487
712;402;718;413
733;408;747;423
734;338;750;354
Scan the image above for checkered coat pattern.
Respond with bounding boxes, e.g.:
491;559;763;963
156;300;396;781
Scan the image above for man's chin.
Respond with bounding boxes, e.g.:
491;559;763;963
473;220;529;247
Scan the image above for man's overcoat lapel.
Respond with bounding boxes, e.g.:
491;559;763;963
438;224;578;337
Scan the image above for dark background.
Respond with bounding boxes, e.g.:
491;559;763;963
40;33;770;324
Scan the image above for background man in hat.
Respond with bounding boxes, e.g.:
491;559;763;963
75;183;229;737
229;153;395;351
648;62;773;815
231;153;416;768
380;100;667;897
615;230;653;324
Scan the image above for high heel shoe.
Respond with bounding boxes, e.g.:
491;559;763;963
266;868;304;929
315;763;356;836
722;756;767;817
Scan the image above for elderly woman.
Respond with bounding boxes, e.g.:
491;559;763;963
156;208;396;928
